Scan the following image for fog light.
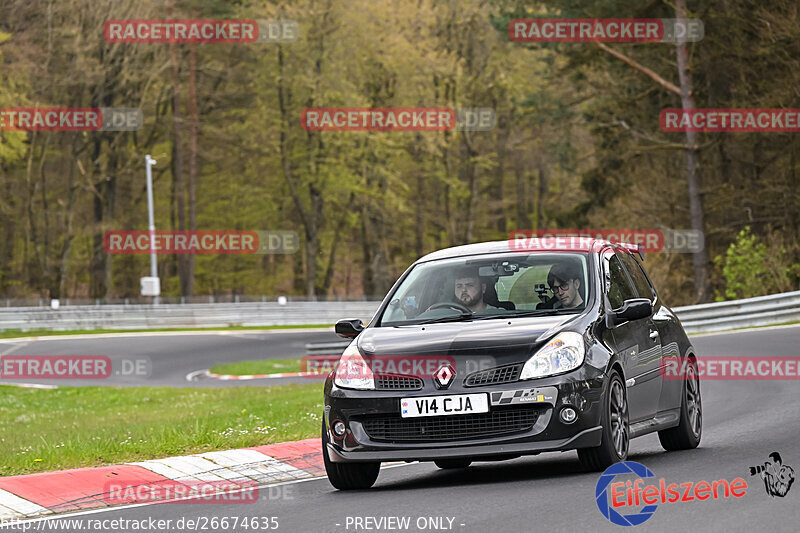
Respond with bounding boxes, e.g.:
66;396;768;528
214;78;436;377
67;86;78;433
332;420;346;438
560;407;577;424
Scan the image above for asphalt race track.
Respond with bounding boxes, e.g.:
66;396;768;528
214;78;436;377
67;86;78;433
0;329;341;388
5;324;800;532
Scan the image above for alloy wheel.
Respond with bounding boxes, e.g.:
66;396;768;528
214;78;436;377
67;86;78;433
686;362;702;438
609;379;629;458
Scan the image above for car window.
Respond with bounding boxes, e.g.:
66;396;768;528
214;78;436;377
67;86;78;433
618;253;656;301
605;253;637;310
378;252;591;325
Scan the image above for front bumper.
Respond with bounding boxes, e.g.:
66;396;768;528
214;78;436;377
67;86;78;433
324;365;608;463
326;426;602;462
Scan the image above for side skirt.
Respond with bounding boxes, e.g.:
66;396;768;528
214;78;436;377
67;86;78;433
629;408;681;439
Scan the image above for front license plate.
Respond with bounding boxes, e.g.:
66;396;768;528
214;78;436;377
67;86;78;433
400;394;489;418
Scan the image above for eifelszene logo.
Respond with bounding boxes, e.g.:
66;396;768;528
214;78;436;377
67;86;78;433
595;461;748;526
749;452;795;497
596;462;658;526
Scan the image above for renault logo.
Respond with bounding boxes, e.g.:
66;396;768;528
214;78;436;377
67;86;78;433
434;364;455;389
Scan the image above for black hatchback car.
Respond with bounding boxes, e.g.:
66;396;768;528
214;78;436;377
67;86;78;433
322;238;701;489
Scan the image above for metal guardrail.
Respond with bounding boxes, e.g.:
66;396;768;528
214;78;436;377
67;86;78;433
0;295;384;307
305;342;352;355
672;290;800;334
0;301;381;331
1;291;798;335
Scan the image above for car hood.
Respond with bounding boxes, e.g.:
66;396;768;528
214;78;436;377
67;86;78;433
357;315;576;366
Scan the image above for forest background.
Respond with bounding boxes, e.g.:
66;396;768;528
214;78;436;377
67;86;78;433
0;0;798;306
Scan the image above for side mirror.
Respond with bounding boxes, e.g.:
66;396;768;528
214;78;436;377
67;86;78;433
609;298;652;325
335;318;364;339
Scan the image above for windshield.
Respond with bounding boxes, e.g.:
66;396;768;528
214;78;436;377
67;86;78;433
378;253;591;326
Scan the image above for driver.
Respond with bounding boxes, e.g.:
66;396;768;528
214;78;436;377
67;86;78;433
454;267;500;313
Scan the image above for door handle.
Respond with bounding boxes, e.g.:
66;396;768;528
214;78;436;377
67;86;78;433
649;330;659;340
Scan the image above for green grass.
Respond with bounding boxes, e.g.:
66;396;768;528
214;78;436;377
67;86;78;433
0;324;333;339
210;359;303;376
0;383;323;477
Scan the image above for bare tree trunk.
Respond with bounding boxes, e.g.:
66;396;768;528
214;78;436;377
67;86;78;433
276;43;316;298
57;137;78;299
790;141;800;237
320;229;341;296
676;0;710;302
357;136;392;297
415;173;424;257
359;158;375;297
89;136;105;299
0;163;15;295
493;113;508;232
169;2;188;297
594;9;709;301
25;134;47;294
320;191;353;295
35;136;59;297
187;39;198;297
88;135;114;300
292;251;305;294
462;132;478;242
38;140;50;293
514;162;530;229
536;167;547;229
443;123;457;244
408;135;425;257
104;149;117;298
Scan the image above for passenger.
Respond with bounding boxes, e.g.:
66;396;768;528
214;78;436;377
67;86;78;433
546;263;584;309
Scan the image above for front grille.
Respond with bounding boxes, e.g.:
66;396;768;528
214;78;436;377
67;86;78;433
464;364;522;387
375;374;423;391
360;407;539;442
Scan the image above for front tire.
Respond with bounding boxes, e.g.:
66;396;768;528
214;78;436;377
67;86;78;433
322;422;380;490
658;357;702;451
578;370;629;471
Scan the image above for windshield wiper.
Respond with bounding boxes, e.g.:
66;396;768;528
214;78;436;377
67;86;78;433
408;312;475;325
395;307;580;326
471;308;580;320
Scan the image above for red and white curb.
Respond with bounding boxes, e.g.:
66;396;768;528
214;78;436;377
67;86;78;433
0;438;325;519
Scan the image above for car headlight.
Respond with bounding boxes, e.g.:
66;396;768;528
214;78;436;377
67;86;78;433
333;342;375;390
520;332;585;380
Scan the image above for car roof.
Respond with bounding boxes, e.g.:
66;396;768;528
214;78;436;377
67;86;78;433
414;238;638;264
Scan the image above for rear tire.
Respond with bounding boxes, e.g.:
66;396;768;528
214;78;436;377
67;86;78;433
578;370;629;472
434;459;472;469
658;357;702;451
322;422;380;490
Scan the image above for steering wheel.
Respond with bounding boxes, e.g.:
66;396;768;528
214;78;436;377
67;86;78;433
427;302;472;314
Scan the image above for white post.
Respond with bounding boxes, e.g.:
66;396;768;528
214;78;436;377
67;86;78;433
145;155;159;304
